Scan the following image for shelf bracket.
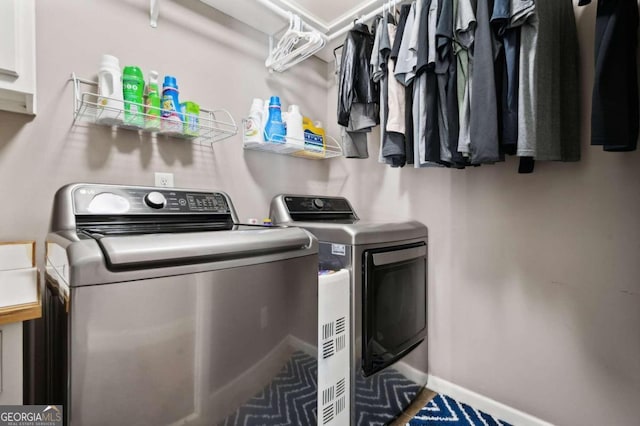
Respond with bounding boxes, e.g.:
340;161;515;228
150;0;159;28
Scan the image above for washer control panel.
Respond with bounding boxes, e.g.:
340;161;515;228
144;191;167;209
72;184;231;215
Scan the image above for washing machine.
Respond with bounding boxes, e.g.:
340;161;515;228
270;195;429;426
41;183;320;425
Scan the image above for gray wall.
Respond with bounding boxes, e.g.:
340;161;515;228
0;1;639;425
324;2;640;425
0;0;333;245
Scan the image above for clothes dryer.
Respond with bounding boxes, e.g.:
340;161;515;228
270;194;429;426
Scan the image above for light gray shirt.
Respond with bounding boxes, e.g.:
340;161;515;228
455;0;476;155
395;1;418;86
514;1;537;157
469;0;499;164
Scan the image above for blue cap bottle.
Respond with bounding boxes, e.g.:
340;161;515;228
161;75;184;132
264;96;286;143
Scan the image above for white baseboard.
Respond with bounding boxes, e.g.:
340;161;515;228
393;360;429;386
287;334;318;358
426;376;553;426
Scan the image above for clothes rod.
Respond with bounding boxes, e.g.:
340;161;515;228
254;0;327;33
327;0;409;42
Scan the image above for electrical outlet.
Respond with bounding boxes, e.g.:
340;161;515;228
154;172;174;188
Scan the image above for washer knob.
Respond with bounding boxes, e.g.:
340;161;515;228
313;198;325;209
144;191;167;209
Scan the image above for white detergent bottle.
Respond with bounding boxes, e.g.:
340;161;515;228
261;98;270;141
96;54;123;125
244;98;264;145
285;104;304;146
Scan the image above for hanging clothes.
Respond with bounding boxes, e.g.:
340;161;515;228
491;0;521;157
436;0;465;168
454;0;476;158
337;23;379;158
395;2;418;86
391;4;415;164
398;0;441;168
534;0;581;161
469;0;500;165
386;23;408;166
512;0;537;173
395;2;422;166
373;13;406;167
414;0;444;166
580;0;638;152
336;0;582;171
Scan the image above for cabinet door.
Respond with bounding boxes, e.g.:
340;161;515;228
0;1;18;77
0;0;36;115
0;322;23;405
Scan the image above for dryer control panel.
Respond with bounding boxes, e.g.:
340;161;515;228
284;196;353;213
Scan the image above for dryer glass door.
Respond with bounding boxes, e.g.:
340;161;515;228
362;242;427;376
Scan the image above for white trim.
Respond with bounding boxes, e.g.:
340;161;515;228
392;360;429;386
426;376;554;426
287;334;318;358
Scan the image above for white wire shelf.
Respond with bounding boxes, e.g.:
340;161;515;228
70;73;237;144
242;119;342;160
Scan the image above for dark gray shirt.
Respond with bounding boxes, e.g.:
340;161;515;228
492;0;520;153
534;0;581;160
470;0;500;164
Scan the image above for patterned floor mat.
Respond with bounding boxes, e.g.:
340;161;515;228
221;351;423;426
409;394;512;426
220;351;510;426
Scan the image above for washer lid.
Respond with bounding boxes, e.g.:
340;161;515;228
95;227;314;270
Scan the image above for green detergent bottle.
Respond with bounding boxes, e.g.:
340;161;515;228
122;66;145;128
144;70;161;130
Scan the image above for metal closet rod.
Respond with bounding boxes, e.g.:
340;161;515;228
328;0;409;41
254;0;409;42
255;0;329;32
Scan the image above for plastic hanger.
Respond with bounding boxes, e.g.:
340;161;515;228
265;12;327;72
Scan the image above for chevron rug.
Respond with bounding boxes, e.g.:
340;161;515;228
220;351;510;426
354;367;422;425
221;351;424;426
409;394;512;426
221;351;318;426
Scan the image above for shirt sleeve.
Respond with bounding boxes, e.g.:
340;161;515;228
337;33;356;126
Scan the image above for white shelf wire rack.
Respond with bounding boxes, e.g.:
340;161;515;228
242;119;342;160
70;73;237;144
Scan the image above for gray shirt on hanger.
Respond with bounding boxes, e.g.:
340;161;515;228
455;0;476;156
513;0;537;158
469;0;499;165
395;1;418;86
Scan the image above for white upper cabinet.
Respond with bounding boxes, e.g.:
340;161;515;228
0;0;36;115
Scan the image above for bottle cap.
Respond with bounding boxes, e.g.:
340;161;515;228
251;98;264;108
100;54;120;69
123;66;144;79
149;70;159;82
269;96;281;107
163;75;179;89
288;105;301;114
